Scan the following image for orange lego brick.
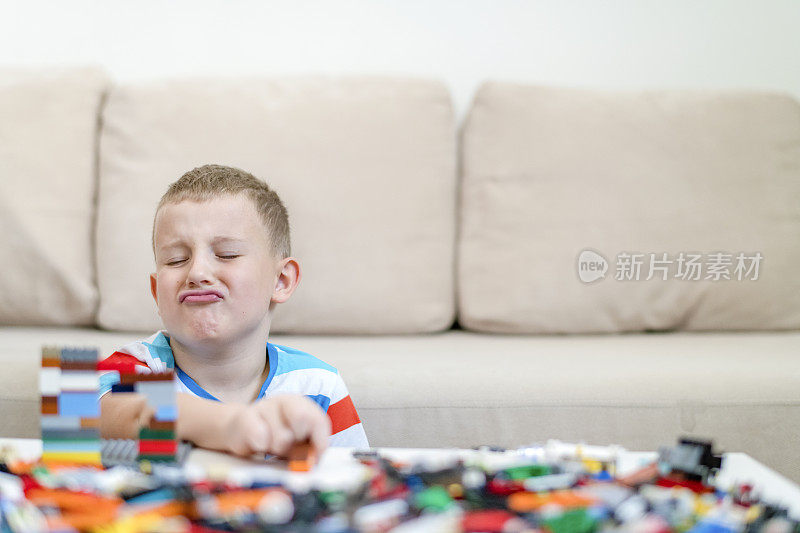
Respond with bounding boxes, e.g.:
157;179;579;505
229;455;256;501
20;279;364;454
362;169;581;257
507;489;597;513
26;487;122;515
40;396;58;415
287;441;316;472
212;489;285;513
80;417;100;429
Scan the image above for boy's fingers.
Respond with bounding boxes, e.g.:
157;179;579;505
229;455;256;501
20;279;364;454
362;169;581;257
309;415;330;456
270;423;295;456
287;396;331;455
253;395;332;458
302;400;331;455
245;418;270;455
282;397;318;440
285;410;311;441
263;406;294;457
232;407;268;456
137;404;156;429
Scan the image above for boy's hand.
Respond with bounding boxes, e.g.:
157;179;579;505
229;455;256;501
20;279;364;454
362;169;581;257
100;393;157;439
224;394;331;458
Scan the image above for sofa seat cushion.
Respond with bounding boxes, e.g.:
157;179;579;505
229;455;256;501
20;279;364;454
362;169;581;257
2;327;798;481
280;330;800;481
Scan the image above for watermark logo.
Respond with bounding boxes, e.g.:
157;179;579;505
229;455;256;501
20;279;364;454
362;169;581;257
577;249;609;283
576;250;762;282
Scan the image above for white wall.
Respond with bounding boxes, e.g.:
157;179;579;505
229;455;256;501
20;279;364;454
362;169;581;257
1;0;799;118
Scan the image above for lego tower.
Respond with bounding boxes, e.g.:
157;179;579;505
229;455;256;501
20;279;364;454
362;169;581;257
39;346;102;465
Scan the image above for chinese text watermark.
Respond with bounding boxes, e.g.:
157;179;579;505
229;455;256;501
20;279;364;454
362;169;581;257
577;249;762;283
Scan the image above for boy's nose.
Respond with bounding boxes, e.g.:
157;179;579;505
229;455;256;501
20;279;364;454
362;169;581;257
186;256;214;286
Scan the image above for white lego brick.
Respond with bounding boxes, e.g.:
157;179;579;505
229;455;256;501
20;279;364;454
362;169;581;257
59;371;100;392
0;471;23;501
39;367;61;395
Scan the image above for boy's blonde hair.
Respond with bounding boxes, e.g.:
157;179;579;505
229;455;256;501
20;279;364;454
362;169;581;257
152;164;291;259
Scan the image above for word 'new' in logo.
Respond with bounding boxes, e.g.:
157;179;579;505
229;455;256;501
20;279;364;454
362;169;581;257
577;249;608;283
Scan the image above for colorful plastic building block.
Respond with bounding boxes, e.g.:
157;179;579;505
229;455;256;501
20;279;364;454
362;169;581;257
287;441;316;472
39;346;102;466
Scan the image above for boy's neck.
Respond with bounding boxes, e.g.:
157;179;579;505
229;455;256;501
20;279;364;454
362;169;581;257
168;329;271;404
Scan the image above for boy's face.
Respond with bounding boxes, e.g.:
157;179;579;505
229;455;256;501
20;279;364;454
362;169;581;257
150;193;286;347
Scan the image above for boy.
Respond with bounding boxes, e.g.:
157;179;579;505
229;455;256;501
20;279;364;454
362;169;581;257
98;164;369;457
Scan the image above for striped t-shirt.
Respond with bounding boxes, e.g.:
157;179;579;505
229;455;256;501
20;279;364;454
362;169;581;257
97;331;368;448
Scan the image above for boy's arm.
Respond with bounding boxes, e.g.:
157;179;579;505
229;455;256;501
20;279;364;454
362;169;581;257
179;394;331;457
100;392;330;457
99;392;239;447
176;393;247;453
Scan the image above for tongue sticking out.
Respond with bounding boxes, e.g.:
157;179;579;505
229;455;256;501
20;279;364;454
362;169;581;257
184;294;222;303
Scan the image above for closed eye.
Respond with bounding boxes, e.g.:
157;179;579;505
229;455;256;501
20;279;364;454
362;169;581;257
166;259;186;266
218;255;240;260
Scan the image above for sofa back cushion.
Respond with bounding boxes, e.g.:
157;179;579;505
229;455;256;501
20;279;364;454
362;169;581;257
459;82;800;333
97;77;455;333
0;68;107;326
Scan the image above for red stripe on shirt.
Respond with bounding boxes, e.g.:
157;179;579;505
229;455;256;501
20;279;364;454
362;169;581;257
327;395;361;434
97;352;149;374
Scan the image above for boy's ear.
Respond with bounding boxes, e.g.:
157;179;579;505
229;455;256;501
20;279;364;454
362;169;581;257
271;257;301;304
150;273;158;305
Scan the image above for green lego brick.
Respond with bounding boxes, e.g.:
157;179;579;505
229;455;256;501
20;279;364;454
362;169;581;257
414;486;453;511
138;428;175;440
541;508;596;533
504;464;552;480
136;454;178;463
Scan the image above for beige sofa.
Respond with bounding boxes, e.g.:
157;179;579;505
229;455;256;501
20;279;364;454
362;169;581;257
1;68;798;481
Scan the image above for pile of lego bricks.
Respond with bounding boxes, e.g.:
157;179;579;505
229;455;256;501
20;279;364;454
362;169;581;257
0;439;798;532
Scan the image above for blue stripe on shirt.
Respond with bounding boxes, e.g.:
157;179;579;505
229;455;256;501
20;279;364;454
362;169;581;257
306;394;331;412
101;339;333;410
175;366;219;401
175;344;277;403
256;344;278;399
98;371;121;398
144;332;175;369
271;344;337;376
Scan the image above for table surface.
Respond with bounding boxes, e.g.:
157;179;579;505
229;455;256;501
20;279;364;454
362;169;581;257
3;438;800;519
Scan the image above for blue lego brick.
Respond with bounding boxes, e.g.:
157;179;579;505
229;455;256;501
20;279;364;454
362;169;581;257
155;404;178;421
57;392;99;417
42;428;99;440
60;347;98;363
686;520;737;533
40;416;83;430
125;487;177;505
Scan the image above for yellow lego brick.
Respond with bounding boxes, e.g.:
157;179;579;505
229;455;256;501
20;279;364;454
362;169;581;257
41;451;102;465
